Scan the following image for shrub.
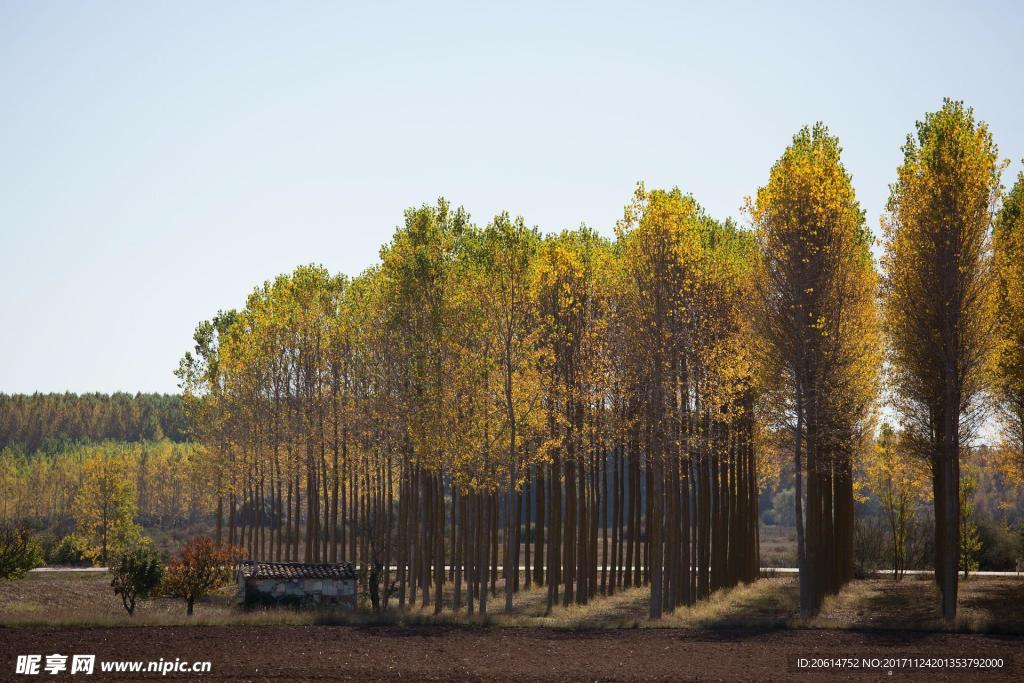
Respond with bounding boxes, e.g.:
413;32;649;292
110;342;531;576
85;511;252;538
48;534;91;566
853;514;888;578
358;560;398;612
905;508;934;571
111;546;164;615
162;537;243;615
0;525;45;580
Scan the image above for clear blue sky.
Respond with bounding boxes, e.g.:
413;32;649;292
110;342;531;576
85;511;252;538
2;1;1022;394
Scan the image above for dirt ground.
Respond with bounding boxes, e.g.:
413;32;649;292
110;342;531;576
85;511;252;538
1;624;1021;681
3;572;1023;680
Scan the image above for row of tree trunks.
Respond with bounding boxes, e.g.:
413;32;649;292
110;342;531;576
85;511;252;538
221;393;760;620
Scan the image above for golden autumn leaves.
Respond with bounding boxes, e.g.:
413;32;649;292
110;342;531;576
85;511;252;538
747;123;880;616
748;103;1021;621
176;99;1022;622
992;169;1024;486
881;99;1010;621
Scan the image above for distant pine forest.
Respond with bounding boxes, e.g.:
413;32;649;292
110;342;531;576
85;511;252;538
0;393;189;452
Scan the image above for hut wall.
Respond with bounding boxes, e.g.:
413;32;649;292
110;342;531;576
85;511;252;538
243;577;356;608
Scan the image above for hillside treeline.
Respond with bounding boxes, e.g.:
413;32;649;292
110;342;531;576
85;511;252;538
0;393;189;452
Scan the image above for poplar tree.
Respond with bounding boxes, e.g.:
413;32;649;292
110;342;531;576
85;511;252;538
381;199;467;611
477;214;542;611
617;186;701;618
881;99;1002;622
993;170;1024;477
750;124;880;615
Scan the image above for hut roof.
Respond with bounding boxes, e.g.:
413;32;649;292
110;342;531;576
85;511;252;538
239;560;356;581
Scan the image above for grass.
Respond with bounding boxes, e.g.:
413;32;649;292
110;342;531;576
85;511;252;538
3;569;1023;634
0;570;276;628
759;525;797;567
805;574;1024;634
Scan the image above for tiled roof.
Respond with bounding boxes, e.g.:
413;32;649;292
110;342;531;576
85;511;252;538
239;560;356;580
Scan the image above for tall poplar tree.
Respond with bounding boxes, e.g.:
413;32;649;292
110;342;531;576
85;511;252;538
750;124;879;615
881;99;1002;622
993;170;1024;476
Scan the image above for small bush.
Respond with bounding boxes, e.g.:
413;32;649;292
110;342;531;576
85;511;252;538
48;534;91;566
0;525;45;580
111;546;164;615
854;514;888;578
905;509;934;571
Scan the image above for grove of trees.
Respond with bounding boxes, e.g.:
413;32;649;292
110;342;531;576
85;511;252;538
175;100;1024;622
0;441;212;535
2;100;1018;626
177;188;762;620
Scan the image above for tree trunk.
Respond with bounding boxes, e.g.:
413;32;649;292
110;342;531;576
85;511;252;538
795;385;810;617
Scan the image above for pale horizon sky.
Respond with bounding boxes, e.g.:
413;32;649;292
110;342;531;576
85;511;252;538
2;1;1022;394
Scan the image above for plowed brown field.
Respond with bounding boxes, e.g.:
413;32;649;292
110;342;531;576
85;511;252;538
2;624;1020;681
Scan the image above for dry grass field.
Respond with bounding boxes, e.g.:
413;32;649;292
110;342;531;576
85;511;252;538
2;569;1022;633
758;525;798;567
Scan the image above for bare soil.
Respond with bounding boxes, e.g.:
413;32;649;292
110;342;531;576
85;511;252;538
1;624;1021;681
3;572;1023;680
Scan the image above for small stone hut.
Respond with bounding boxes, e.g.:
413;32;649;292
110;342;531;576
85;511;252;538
237;561;356;608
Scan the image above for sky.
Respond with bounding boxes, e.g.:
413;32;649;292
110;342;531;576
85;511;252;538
1;0;1022;394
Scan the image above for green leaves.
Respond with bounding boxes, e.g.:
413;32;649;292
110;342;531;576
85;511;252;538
111;546;164;615
0;525;44;580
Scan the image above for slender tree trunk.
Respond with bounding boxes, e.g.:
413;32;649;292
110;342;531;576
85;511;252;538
941;373;961;622
795;385;810;616
524;471;533;589
535;465;545;587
